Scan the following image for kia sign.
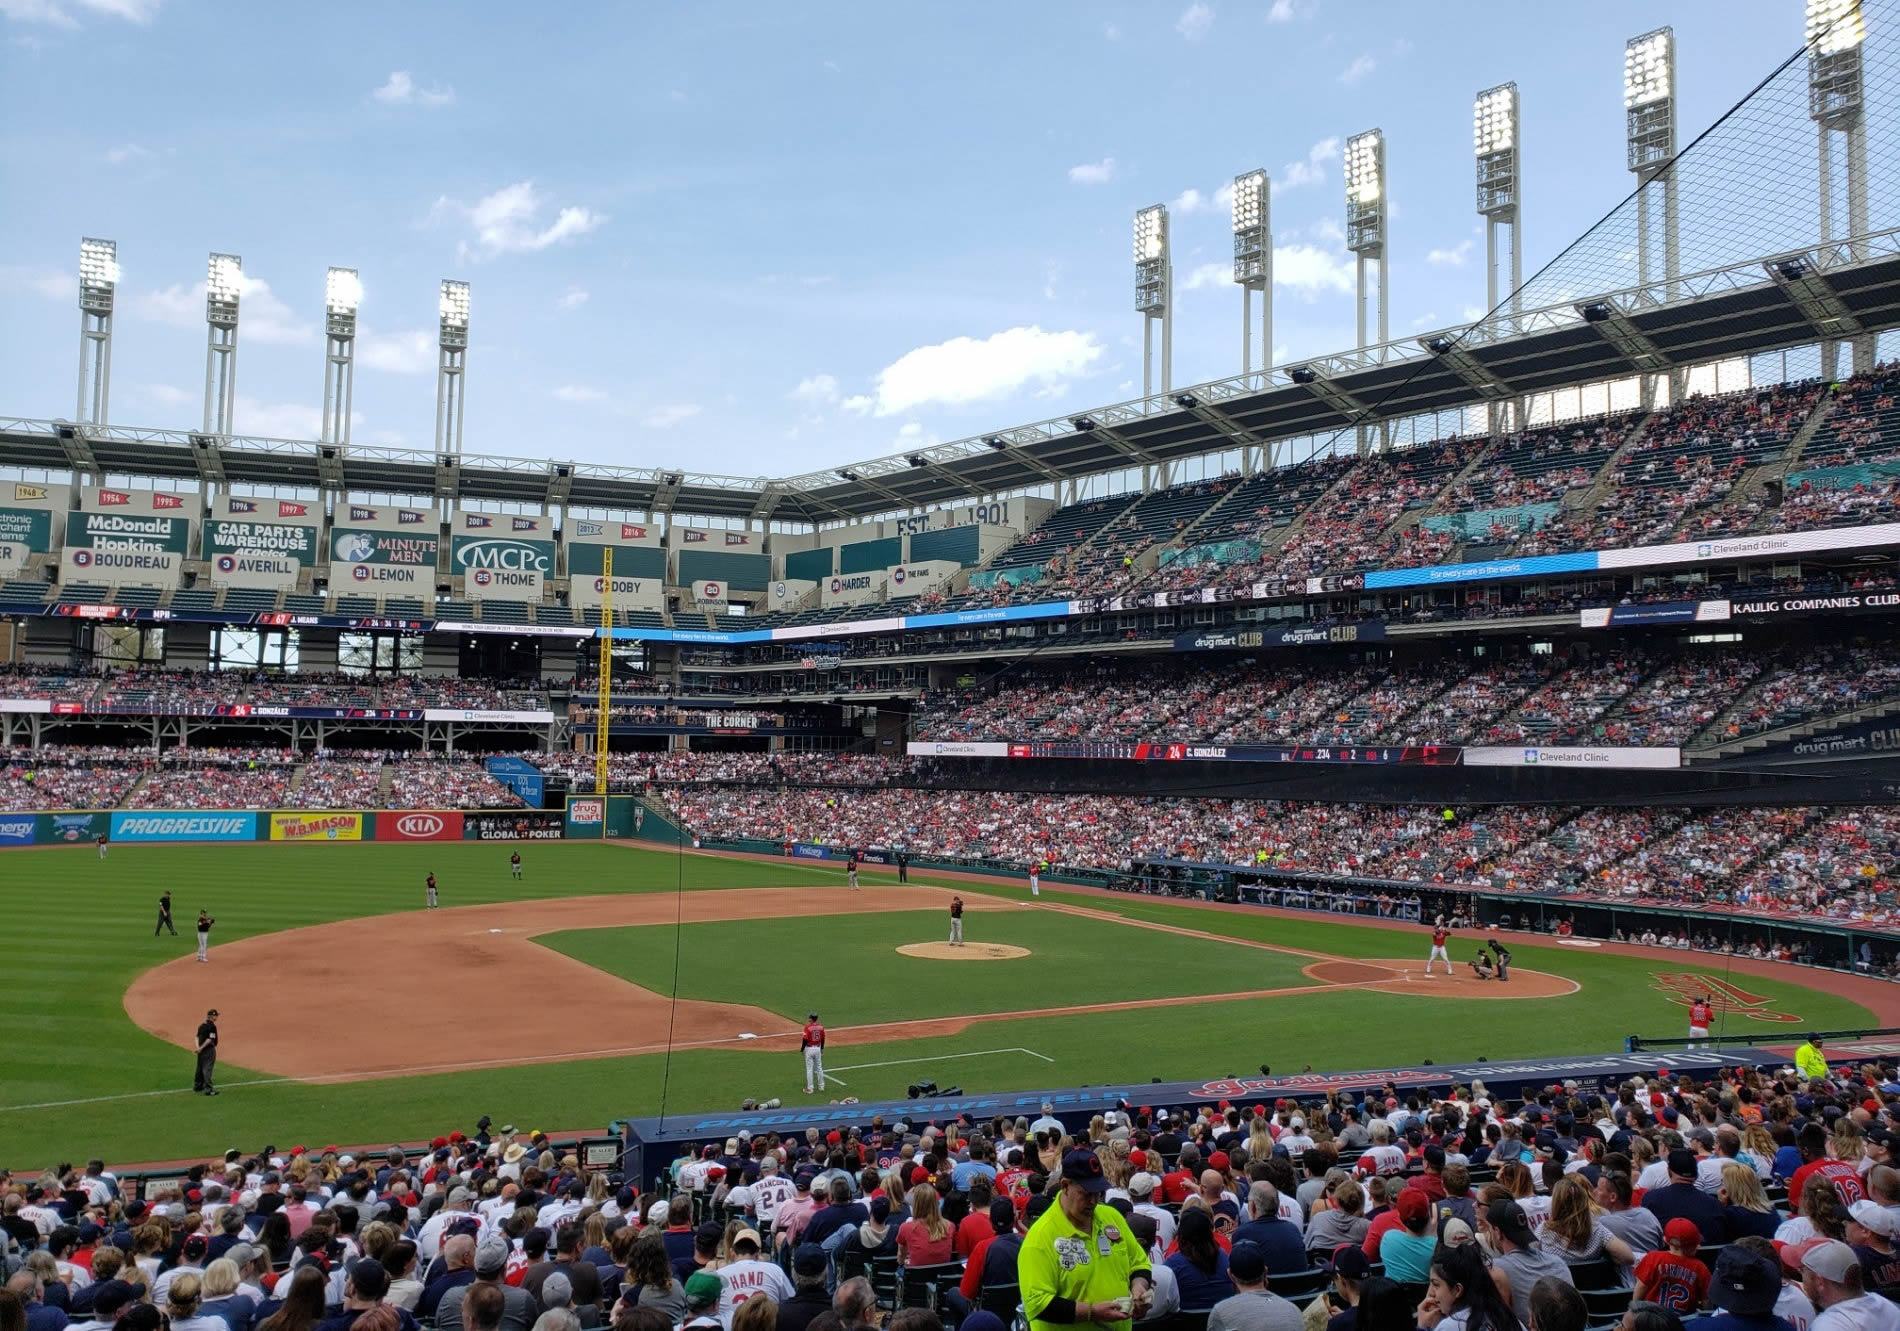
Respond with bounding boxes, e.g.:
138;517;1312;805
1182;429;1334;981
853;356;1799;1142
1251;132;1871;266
377;810;464;842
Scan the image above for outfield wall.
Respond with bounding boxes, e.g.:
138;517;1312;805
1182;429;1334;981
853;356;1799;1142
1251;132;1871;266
0;808;564;846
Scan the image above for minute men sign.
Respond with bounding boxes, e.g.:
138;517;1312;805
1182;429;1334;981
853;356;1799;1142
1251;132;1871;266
330;527;441;592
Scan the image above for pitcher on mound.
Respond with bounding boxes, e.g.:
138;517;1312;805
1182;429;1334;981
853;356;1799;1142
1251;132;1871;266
1426;921;1452;976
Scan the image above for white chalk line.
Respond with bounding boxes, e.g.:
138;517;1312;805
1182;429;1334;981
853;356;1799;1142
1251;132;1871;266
826;1047;1054;1074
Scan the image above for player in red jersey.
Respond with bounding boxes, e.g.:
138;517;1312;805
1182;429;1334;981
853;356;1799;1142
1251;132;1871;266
801;1011;826;1094
1426;920;1452;976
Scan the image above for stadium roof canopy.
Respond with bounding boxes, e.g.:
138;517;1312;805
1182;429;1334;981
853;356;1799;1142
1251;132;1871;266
5;232;1899;525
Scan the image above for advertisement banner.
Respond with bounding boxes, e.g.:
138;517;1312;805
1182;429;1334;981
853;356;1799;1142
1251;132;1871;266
0;814;37;845
907;741;1011;757
1751;718;1900;760
464;810;564;841
268;811;365;841
1731;592;1900;618
1462;746;1681;769
0;699;53;714
569;798;603;823
110;811;258;842
40;811;105;844
1172;621;1386;652
484;756;545;807
822;571;886;607
62;546;181;587
451;533;555;600
331;528;439;572
1596;522;1900;572
1364;551;1597;590
0;507;53;576
376;810;464;841
204;519;318;589
421;707;555;724
68;511;191;554
990;740;1458;765
570;574;666;611
692;580;728;608
1579;600;1730;628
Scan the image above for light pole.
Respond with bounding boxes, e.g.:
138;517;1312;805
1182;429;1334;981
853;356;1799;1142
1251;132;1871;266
203;252;241;435
1624;27;1678;406
436;279;470;458
1806;0;1871;376
76;237;118;426
1232;169;1271;379
323;267;360;447
1134;204;1172;399
1475;83;1522;434
1344;129;1388;451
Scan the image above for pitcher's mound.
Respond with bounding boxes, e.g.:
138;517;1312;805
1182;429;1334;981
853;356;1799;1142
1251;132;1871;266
899;942;1031;961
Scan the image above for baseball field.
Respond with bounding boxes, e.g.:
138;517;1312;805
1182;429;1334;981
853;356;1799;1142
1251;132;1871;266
3;838;1886;1167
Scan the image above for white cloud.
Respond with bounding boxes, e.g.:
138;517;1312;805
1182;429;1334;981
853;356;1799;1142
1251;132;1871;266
1267;0;1296;20
371;70;455;107
1338;53;1375;85
1462;304;1487;322
841;394;873;414
357;328;434;374
141;383;192;409
236;396;348;440
643;403;701;429
0;265;72;301
0;0;157;25
854;326;1105;417
1273;243;1354;295
1171;187;1211;215
437;181;606;262
1175;2;1212;40
104;143;152;166
553;385;607;403
556;286;589;311
1427;239;1475;267
135;274;314;345
1180;262;1231;292
1042;261;1061;301
1410;312;1440;330
893;421;941;449
792;374;841;412
1277;137;1340;193
1067;157;1116;186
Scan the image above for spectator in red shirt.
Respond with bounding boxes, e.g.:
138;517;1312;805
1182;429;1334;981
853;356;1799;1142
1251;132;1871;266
1635;1219;1711;1313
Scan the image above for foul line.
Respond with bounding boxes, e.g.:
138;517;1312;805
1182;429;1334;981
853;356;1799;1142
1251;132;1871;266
826;1046;1055;1075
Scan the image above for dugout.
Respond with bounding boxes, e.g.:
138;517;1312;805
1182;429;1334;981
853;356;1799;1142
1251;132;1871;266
614;1046;1776;1191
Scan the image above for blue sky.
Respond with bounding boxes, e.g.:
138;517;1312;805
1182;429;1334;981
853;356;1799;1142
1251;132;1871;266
0;0;1813;481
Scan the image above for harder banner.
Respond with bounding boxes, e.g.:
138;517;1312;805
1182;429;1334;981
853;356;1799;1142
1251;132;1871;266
1462;746;1681;769
376;810;464;841
0;507;53;576
110;811;258;842
268;811;364;841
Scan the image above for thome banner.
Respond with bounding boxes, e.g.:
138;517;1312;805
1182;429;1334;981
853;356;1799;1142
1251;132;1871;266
451;511;555;600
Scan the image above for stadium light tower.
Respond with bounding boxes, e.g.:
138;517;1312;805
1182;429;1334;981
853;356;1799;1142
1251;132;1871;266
1475;84;1522;436
1134;204;1172;398
203;252;241;436
1807;0;1873;375
1624;28;1678;408
1232;169;1272;377
322;267;361;446
76;237;118;426
436;279;470;458
1344;129;1388;451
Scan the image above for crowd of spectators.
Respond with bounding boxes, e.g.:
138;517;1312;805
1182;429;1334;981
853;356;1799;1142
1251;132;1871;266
0;666;103;703
0;745;150;811
123;749;296;810
385;757;527;810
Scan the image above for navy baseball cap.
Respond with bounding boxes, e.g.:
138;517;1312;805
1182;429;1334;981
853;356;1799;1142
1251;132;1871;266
1060;1149;1108;1194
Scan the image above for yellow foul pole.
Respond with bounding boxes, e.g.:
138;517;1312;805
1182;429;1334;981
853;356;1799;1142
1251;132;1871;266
595;547;612;794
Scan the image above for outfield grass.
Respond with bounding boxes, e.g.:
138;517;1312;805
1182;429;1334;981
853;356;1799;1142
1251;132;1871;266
536;908;1318;1023
0;840;1874;1167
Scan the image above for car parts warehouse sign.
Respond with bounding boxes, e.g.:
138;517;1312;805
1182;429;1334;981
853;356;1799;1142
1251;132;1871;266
0;507;52;576
451;535;555;599
205;520;317;589
330;527;440;591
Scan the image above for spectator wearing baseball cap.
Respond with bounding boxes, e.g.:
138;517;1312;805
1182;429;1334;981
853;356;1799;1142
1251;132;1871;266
1687;1246;1796;1331
1480;1199;1573;1328
1206;1241;1301;1331
1378;1192;1437;1285
773;1246;833;1331
950;1199;1026;1323
66;1280;146;1331
1844;1203;1900;1293
1020;1150;1154;1331
1635;1219;1712;1315
713;1228;793;1329
1129;1173;1176;1251
679;1272;724;1331
1797;1240;1899;1331
1645;1149;1730;1248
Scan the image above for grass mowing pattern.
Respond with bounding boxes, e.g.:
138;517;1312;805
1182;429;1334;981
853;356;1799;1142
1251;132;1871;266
535;908;1318;1024
0;840;1873;1166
